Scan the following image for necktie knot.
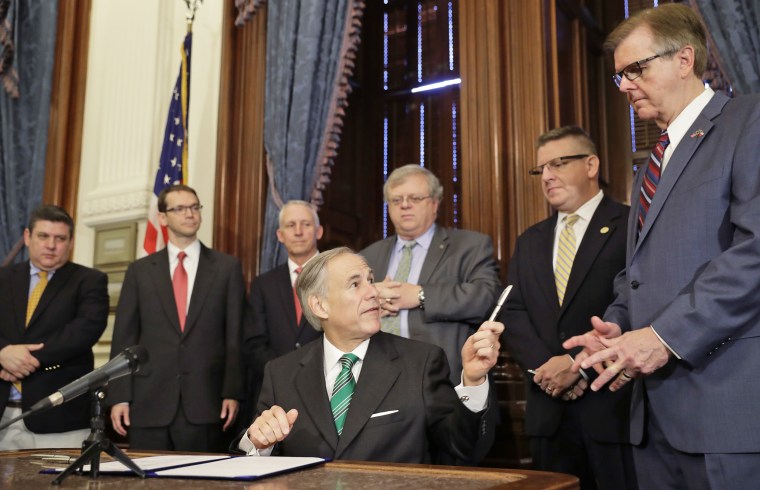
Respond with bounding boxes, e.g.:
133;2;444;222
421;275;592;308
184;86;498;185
295;266;302;275
38;270;48;281
565;214;580;227
339;353;359;370
403;240;417;251
177;251;187;263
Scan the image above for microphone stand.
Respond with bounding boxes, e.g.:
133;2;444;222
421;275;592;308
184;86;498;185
52;388;145;485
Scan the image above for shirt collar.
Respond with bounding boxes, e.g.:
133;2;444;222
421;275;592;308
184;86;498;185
288;251;319;275
167;239;200;260
323;335;370;369
395;224;435;253
557;190;604;226
29;262;57;278
666;87;714;152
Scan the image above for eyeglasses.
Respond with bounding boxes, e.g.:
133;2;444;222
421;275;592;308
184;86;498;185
387;195;432;207
165;204;203;215
612;50;676;87
529;155;589;176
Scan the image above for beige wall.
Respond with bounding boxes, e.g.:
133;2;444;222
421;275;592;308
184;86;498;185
72;1;224;364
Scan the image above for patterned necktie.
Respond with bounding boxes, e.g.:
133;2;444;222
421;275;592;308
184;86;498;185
555;215;580;306
293;266;303;325
638;131;670;233
26;270;48;326
380;241;416;335
173;251;188;331
331;353;359;436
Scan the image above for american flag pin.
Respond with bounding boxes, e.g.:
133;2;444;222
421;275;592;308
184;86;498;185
690;129;705;138
600;226;610;234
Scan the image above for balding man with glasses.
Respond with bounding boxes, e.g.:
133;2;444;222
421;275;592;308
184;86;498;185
499;126;634;489
360;164;500;387
109;184;245;452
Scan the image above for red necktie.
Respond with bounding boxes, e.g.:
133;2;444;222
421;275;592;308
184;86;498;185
293;267;303;325
174;251;188;331
638;131;670;234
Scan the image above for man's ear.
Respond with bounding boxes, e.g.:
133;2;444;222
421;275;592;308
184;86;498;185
308;295;328;320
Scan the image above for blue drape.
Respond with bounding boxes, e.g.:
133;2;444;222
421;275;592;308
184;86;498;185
0;0;58;262
258;0;355;272
693;0;760;94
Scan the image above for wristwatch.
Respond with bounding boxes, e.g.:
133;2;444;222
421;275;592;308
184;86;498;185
417;287;426;310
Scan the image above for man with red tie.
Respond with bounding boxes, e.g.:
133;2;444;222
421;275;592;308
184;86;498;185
109;185;245;451
241;200;324;422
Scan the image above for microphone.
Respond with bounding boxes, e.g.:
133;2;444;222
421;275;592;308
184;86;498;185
29;345;149;412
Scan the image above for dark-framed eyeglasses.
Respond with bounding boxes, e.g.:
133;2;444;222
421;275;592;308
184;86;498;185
612;50;676;87
165;204;203;215
529;155;590;176
387;195;432;207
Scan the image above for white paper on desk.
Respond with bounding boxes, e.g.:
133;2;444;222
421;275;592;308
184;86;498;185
50;454;230;473
154;456;326;479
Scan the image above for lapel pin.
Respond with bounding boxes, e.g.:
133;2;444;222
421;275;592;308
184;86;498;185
600;226;610;234
690;129;705;138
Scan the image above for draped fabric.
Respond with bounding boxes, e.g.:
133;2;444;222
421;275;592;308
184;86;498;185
243;0;363;273
0;0;59;262
691;0;760;94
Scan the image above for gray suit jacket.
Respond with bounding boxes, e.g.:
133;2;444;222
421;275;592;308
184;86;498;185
109;244;245;427
360;226;501;383
243;332;494;463
605;92;760;453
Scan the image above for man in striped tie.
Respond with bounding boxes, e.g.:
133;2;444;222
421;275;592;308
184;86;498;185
500;127;634;489
236;247;502;464
0;205;108;449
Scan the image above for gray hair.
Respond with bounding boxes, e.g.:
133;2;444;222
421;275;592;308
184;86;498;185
604;3;707;77
295;247;355;331
383;164;443;203
278;200;321;228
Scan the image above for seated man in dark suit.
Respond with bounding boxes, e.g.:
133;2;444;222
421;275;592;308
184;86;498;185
236;247;502;463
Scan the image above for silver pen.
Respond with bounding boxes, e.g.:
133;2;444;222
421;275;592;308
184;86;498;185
487;285;513;322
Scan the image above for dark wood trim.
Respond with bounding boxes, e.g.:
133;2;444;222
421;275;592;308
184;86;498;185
44;0;92;217
214;0;268;287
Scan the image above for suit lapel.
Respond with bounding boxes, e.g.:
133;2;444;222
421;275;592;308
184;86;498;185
561;196;621;312
275;264;301;336
294;341;338;451
529;217;561;310
419;226;447;284
26;262;74;330
336;333;401;457
634;92;729;255
373;237;395;278
11;262;31;333
184;244;216;335
149;249;182;333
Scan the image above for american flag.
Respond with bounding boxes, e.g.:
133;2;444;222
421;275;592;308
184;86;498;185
143;32;192;255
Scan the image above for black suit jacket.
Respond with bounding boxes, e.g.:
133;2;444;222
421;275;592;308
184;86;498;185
499;195;631;442
239;332;494;463
243;262;322;375
108;244;245;427
0;261;108;433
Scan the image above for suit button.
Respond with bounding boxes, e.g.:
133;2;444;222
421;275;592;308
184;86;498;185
631;280;640;290
295;343;301;349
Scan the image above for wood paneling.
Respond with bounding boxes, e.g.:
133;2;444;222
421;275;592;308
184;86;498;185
44;0;92;215
214;0;268;286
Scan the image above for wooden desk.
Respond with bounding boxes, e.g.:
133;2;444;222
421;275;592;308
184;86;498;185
0;449;579;489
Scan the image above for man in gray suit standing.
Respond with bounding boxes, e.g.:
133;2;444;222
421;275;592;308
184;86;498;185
360;165;500;384
564;4;760;489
